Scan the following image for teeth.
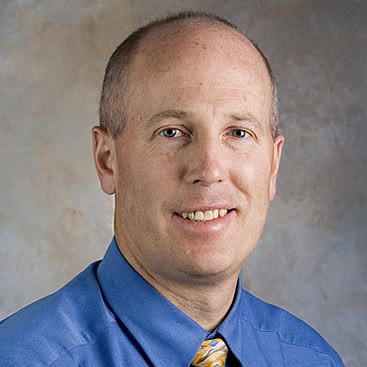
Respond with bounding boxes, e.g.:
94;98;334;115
194;211;204;221
204;211;213;220
219;209;228;217
180;209;229;222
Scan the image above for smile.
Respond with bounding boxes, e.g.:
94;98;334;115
178;209;233;222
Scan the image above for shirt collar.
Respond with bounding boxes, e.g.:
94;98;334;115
215;279;245;364
97;236;244;367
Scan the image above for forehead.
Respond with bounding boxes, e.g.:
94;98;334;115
146;22;246;59
124;22;272;124
131;21;269;82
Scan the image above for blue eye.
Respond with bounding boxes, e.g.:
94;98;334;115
160;128;182;138
231;129;248;138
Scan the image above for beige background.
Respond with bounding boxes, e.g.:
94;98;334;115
1;1;366;366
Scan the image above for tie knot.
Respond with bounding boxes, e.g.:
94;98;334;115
191;338;228;367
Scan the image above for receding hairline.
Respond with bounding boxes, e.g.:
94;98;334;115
131;17;263;69
135;14;248;45
99;11;278;139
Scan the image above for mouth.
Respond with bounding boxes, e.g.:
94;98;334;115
174;208;235;222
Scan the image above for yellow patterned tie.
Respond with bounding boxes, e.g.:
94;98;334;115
191;338;228;367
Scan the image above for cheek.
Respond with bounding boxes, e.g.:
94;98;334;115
118;148;179;203
144;149;180;186
231;150;272;196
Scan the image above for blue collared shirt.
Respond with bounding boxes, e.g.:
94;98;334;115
0;237;344;366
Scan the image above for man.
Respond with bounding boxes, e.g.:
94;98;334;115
0;11;344;366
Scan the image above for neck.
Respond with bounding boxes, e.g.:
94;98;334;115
116;235;239;332
153;276;238;332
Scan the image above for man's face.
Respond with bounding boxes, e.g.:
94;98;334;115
106;25;283;286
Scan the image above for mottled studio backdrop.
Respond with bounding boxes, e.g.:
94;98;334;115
0;1;366;365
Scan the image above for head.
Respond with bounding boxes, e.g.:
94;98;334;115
93;12;284;287
99;11;279;140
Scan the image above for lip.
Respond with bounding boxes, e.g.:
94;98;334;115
172;209;236;236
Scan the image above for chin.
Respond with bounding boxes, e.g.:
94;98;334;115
179;254;241;282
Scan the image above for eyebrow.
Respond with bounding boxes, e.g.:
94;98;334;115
146;109;264;134
146;110;190;128
228;112;264;134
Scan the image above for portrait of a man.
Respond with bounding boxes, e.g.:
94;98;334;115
1;2;365;366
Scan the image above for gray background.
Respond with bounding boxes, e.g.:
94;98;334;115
0;0;366;365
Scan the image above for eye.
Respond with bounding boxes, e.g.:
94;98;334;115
159;128;183;138
230;129;249;138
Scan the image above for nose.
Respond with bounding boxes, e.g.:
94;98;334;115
182;136;227;186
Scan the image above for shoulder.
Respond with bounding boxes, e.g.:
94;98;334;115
0;261;114;366
239;289;344;366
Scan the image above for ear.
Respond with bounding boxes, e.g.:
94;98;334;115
92;126;116;195
269;134;284;201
